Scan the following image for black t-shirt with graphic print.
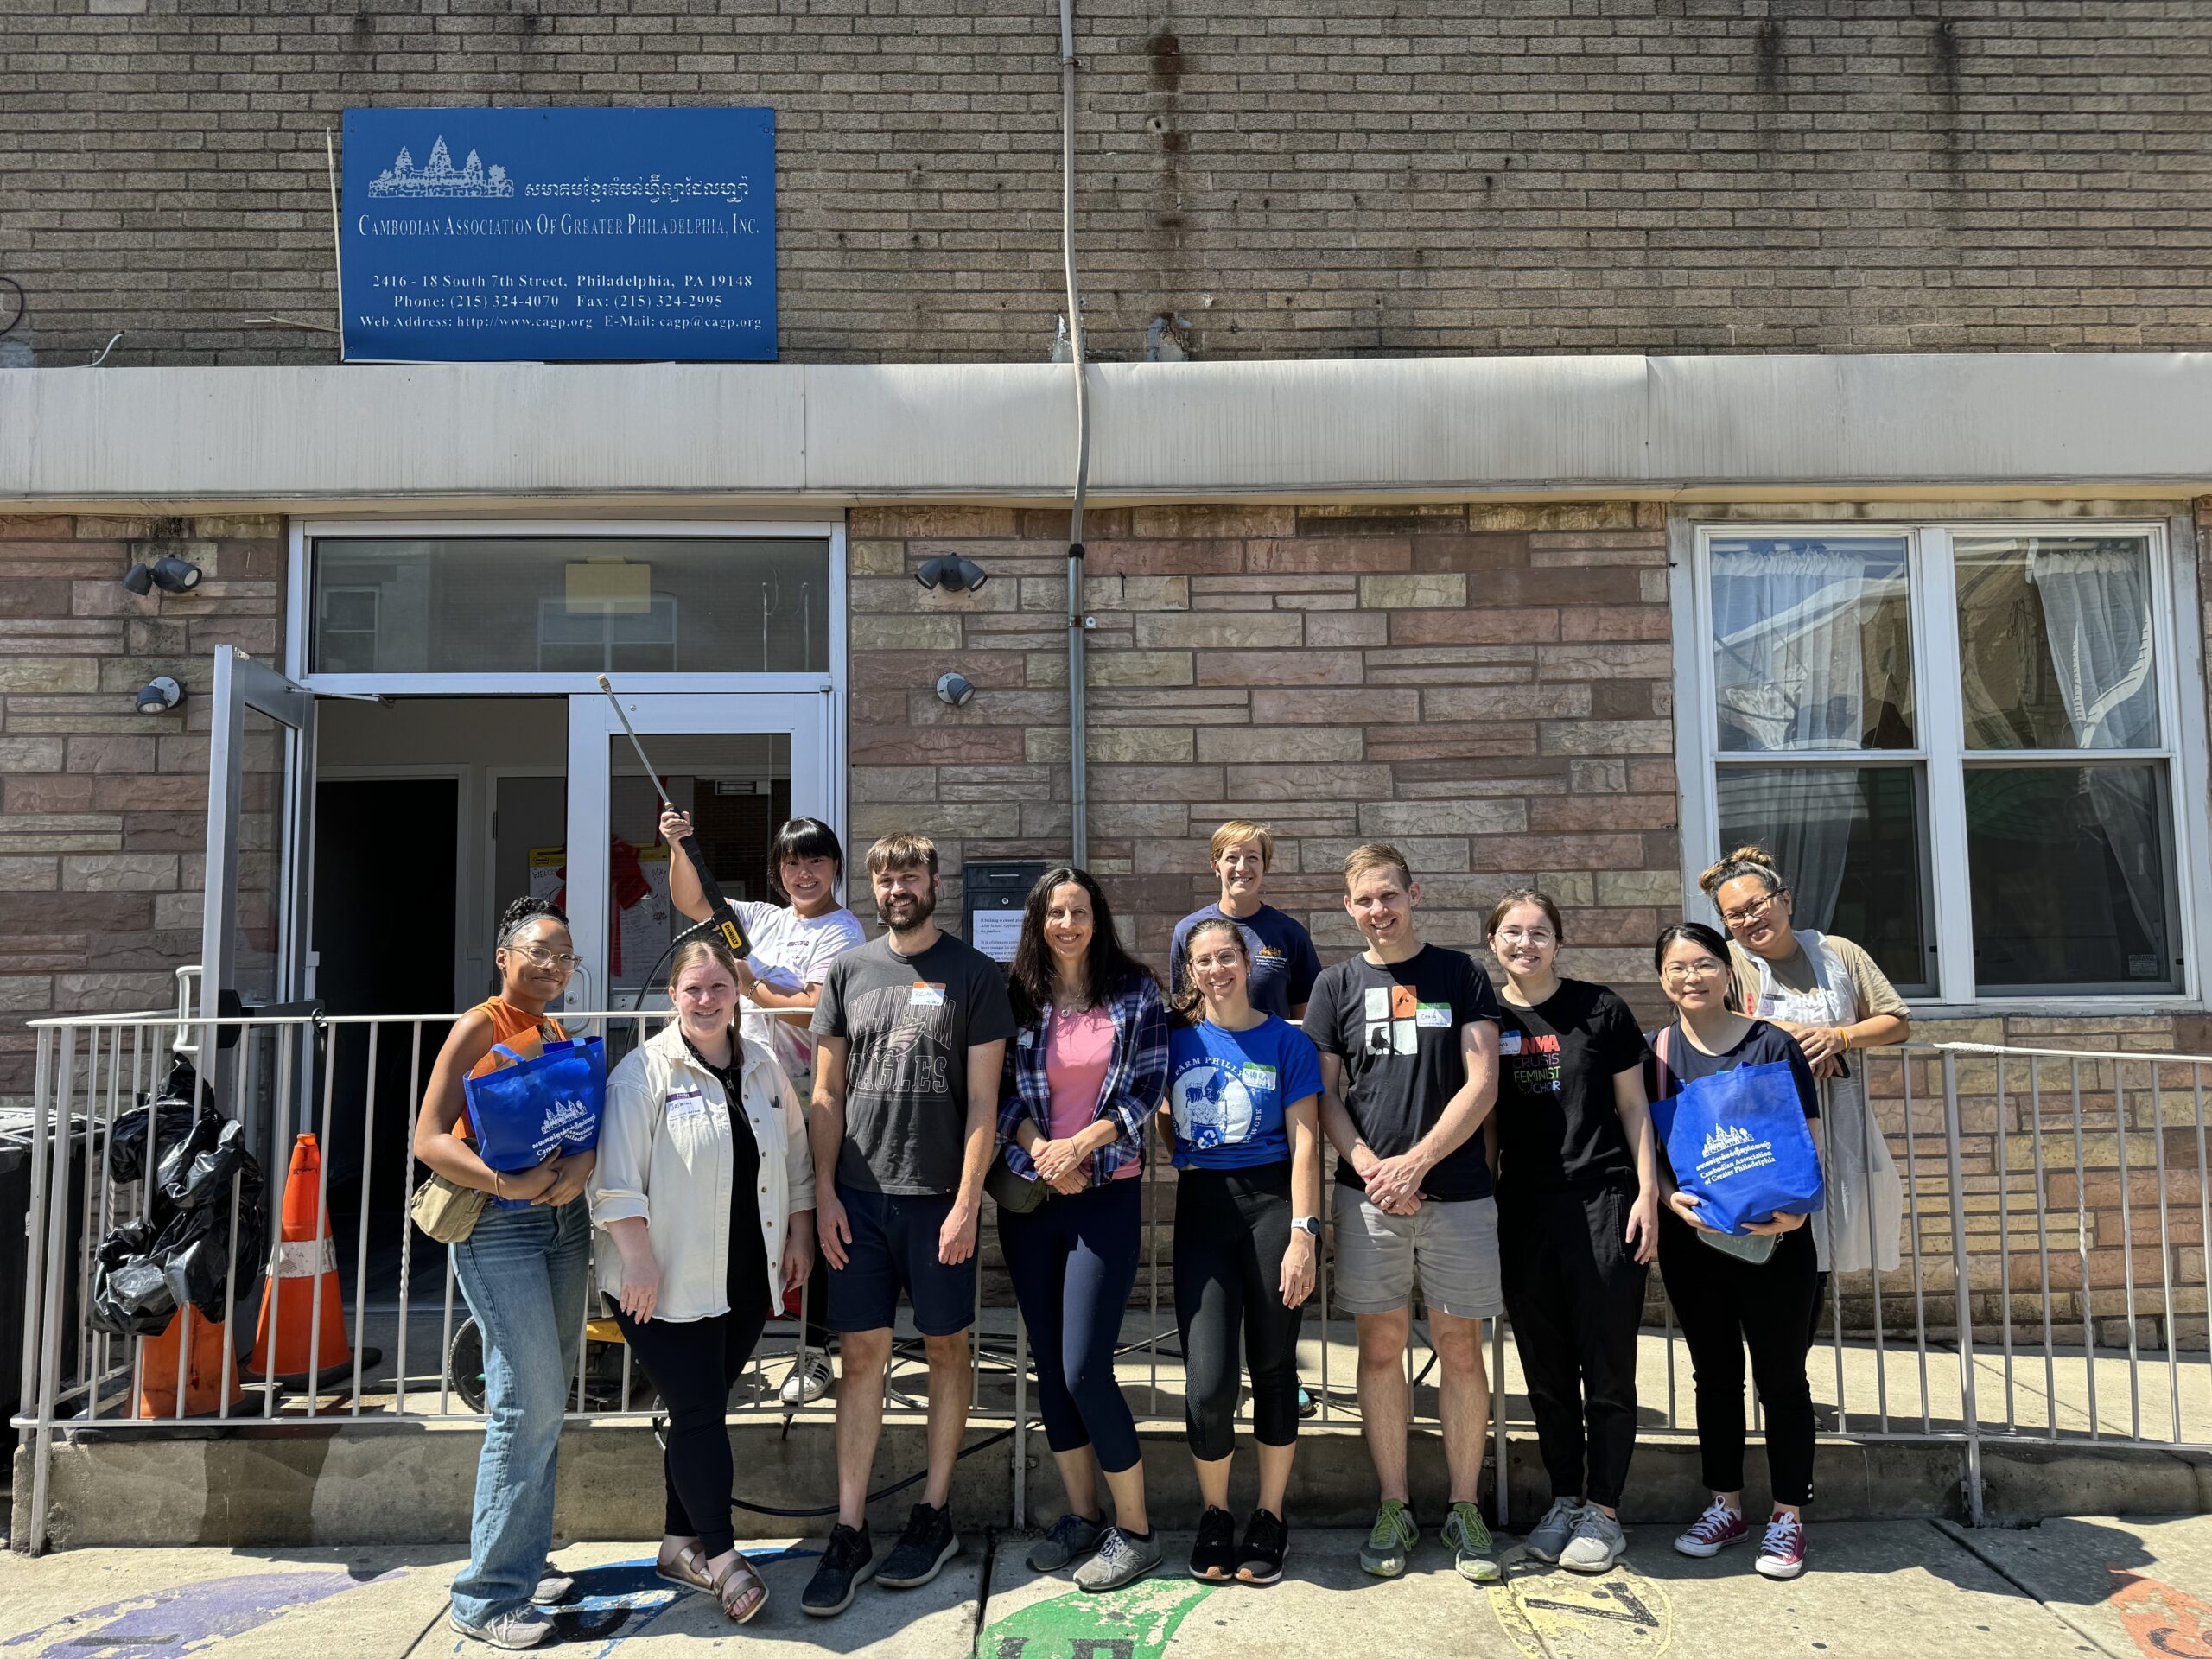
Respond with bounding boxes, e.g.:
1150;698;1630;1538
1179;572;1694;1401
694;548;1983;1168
1305;944;1503;1202
811;930;1015;1197
1491;977;1650;1198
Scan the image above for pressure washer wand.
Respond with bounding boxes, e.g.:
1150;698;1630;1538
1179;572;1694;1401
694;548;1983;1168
597;673;749;961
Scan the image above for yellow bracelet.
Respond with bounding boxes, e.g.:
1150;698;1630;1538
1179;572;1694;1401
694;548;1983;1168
1838;1027;1852;1052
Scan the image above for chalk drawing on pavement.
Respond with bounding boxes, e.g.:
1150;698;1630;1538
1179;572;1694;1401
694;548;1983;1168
560;1548;819;1656
978;1575;1220;1659
1487;1549;1674;1659
2110;1570;2212;1659
3;1567;405;1659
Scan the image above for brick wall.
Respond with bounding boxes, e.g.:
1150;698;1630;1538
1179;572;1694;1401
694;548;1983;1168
0;514;284;1101
7;2;2212;365
848;499;1681;1001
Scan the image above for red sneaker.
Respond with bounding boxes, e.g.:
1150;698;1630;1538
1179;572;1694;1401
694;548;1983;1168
1673;1502;1751;1558
1756;1511;1807;1580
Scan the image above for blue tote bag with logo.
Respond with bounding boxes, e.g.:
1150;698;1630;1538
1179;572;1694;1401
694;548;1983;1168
1653;1051;1824;1236
463;1037;607;1208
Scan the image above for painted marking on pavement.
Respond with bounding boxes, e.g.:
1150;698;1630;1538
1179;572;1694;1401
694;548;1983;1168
978;1576;1218;1659
1487;1548;1674;1659
2111;1571;2212;1659
553;1550;819;1656
3;1567;405;1659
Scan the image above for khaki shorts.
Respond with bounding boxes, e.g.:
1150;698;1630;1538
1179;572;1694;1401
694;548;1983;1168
1331;1189;1503;1319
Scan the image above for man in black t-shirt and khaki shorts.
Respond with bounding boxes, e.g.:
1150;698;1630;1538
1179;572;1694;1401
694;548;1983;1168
1306;843;1504;1585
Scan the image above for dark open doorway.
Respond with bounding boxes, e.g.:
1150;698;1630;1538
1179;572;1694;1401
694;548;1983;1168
312;777;460;1300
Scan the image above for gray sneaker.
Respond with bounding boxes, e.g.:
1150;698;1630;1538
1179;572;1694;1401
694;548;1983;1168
1559;1508;1627;1574
1442;1500;1501;1584
1075;1526;1163;1592
1026;1511;1105;1573
448;1607;553;1649
1360;1499;1420;1578
1523;1497;1584;1565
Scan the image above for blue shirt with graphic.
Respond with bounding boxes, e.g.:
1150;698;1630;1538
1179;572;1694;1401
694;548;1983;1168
1169;903;1324;1020
1165;1015;1324;1171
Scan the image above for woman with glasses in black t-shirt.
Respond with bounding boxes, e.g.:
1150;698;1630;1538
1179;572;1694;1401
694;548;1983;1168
1486;890;1658;1576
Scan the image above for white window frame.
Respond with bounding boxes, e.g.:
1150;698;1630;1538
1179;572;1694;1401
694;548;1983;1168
1673;515;2212;1012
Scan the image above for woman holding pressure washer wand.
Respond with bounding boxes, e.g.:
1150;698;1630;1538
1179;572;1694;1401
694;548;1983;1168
414;897;595;1652
662;808;863;1407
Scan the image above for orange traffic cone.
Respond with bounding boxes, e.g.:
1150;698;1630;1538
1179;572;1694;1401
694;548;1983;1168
248;1133;354;1401
137;1304;245;1419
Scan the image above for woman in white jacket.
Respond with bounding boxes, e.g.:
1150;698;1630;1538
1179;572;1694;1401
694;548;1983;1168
589;938;815;1624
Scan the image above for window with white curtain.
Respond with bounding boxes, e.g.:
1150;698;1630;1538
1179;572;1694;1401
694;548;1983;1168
1685;524;2190;1001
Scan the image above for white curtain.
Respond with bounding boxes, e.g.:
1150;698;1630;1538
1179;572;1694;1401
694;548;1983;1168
1717;768;1856;933
2028;543;2163;941
1712;546;1905;753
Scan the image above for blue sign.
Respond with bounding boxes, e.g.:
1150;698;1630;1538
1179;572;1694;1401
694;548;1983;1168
340;107;776;363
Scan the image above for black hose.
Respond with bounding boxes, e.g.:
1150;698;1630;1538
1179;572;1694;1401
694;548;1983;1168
651;1413;1025;1520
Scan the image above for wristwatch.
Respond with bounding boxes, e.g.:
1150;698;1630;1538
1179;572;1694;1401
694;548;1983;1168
1291;1216;1321;1239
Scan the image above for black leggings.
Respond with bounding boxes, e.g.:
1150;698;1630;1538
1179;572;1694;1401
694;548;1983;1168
1657;1213;1818;1507
1500;1185;1647;1510
615;1251;773;1558
1174;1164;1303;1461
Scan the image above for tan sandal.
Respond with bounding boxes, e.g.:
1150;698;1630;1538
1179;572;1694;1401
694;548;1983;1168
656;1541;714;1593
709;1554;769;1624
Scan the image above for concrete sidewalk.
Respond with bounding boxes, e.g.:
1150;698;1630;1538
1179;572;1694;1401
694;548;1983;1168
2;1516;2206;1659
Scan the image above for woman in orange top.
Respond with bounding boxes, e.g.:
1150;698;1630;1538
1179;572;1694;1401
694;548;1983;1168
415;897;597;1651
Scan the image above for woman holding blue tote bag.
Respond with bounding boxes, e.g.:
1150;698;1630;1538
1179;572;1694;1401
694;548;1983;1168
415;897;597;1650
1647;923;1821;1584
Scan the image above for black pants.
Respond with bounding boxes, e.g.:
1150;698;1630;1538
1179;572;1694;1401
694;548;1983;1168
1657;1214;1818;1507
615;1251;773;1558
1001;1176;1145;1471
1174;1164;1303;1461
1499;1184;1646;1510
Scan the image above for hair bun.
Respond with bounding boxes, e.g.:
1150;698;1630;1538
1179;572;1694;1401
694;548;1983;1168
1698;844;1783;896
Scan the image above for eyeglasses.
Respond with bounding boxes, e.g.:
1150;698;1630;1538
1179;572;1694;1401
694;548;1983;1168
1494;928;1555;946
506;944;581;973
1661;959;1727;982
1719;888;1788;930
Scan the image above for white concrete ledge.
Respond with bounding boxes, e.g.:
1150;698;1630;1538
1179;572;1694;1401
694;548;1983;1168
4;353;2211;511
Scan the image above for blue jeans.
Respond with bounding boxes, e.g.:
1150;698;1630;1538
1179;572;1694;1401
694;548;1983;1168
449;1198;591;1629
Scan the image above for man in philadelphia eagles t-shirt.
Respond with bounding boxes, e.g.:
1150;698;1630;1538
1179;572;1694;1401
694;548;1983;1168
1305;842;1503;1585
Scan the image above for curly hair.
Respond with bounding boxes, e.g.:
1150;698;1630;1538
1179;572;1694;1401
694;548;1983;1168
1697;843;1786;901
494;895;569;950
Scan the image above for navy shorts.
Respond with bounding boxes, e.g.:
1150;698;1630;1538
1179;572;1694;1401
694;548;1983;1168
827;1187;977;1338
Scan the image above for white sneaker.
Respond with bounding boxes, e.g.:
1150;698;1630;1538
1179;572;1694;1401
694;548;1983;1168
1523;1497;1583;1564
782;1353;833;1407
1559;1509;1626;1573
450;1606;553;1649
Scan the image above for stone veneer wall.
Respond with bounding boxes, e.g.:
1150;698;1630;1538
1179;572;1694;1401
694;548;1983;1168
0;513;283;1103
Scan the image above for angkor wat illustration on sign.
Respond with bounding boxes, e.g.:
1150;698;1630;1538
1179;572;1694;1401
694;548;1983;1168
367;137;512;199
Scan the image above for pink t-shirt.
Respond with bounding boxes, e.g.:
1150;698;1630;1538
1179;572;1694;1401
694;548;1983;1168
1046;1006;1136;1180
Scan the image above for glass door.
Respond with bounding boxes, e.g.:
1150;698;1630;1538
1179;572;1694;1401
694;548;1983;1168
563;691;833;1016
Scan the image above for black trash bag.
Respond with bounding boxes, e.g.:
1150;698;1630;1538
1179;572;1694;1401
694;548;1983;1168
107;1055;215;1189
91;1218;177;1337
90;1062;267;1336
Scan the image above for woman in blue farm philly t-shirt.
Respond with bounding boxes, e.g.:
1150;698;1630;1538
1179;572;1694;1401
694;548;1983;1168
1160;914;1324;1587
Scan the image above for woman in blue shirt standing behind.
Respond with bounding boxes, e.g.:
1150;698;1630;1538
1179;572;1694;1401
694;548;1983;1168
1163;915;1324;1587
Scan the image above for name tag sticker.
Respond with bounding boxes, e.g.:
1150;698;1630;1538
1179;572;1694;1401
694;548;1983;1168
667;1090;708;1122
1498;1030;1523;1055
909;982;946;1007
1414;1002;1452;1028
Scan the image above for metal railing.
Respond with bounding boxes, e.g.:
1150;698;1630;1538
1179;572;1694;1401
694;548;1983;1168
11;1016;2212;1554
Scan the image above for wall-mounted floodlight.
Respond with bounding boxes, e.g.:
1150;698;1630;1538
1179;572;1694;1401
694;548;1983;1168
935;672;976;708
121;556;204;596
135;675;184;715
915;554;989;594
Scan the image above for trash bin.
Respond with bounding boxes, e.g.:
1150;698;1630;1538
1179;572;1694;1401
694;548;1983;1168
0;1111;92;1425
